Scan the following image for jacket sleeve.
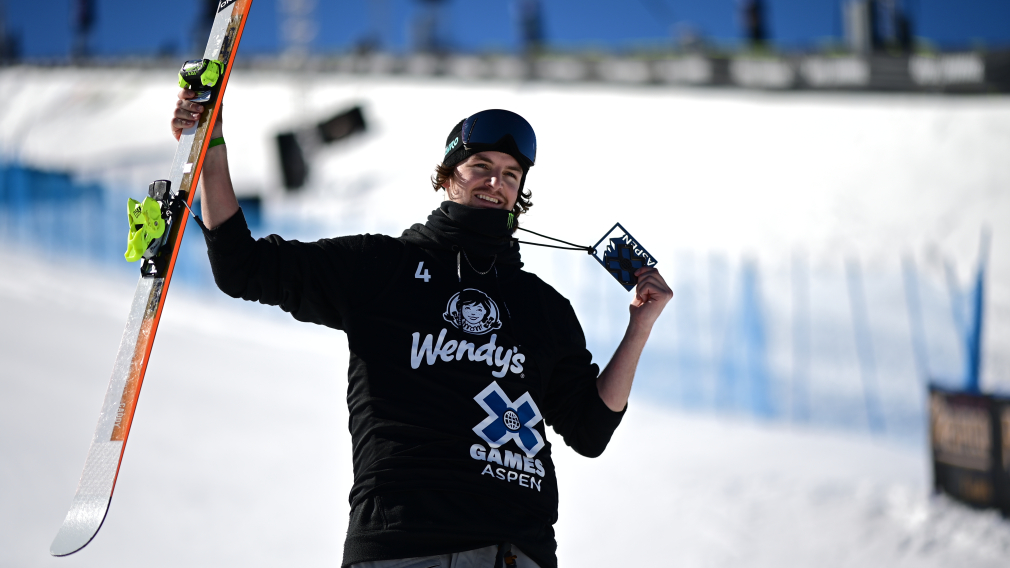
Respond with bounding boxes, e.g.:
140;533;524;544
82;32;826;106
202;208;397;330
539;295;626;458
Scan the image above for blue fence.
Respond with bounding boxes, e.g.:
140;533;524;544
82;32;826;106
0;161;264;290
0;162;113;263
574;243;981;445
1;159;985;445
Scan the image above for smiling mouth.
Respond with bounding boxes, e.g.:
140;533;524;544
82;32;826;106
476;194;501;205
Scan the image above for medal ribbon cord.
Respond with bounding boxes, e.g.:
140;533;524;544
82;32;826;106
514;226;596;255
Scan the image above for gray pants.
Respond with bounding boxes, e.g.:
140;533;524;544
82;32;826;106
349;544;541;568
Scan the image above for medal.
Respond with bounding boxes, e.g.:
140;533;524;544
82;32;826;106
590;223;658;291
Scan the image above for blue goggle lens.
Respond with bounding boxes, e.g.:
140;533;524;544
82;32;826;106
461;110;537;167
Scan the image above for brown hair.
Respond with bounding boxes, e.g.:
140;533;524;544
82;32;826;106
431;162;534;219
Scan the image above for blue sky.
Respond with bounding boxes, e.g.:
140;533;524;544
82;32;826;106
5;0;1010;59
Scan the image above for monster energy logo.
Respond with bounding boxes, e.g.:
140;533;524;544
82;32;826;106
507;213;515;230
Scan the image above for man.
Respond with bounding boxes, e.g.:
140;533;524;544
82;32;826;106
172;92;672;568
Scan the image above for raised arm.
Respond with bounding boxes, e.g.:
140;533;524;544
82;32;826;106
171;89;239;229
596;267;673;411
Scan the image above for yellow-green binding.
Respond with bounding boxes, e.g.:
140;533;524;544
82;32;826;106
177;59;223;90
124;197;166;262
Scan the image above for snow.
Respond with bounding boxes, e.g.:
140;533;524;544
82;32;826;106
3;248;1010;567
2;65;1010;565
0;66;1008;401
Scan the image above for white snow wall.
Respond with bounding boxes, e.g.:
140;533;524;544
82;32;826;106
1;65;1009;439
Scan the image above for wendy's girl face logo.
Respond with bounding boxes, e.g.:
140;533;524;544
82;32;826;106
443;288;502;335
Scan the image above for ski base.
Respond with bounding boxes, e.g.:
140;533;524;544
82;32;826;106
50;442;121;556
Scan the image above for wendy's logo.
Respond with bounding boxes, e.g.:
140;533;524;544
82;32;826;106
443;288;502;335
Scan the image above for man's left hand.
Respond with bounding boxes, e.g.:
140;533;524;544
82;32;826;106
629;267;673;331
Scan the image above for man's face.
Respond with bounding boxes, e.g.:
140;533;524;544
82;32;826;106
443;151;522;211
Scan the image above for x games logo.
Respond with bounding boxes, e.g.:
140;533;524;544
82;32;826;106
473;382;544;457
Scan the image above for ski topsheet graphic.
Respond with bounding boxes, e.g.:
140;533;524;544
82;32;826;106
590;223;658;291
50;0;253;557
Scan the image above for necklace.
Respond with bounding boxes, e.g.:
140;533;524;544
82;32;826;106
462;250;497;275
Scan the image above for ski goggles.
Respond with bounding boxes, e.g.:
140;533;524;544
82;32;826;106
460;109;537;168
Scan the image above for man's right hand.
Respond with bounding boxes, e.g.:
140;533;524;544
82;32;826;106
170;88;237;229
171;89;223;141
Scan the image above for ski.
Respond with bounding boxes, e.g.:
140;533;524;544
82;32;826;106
50;0;253;556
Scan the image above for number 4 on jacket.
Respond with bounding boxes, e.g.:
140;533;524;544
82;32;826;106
415;261;431;282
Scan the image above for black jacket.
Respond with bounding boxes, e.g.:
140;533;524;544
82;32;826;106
203;206;625;568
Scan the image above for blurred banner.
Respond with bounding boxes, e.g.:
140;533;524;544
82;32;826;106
276;105;368;190
253;50;1010;93
929;387;1010;515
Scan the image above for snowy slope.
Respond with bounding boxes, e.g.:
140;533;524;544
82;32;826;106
2;66;1010;564
3;248;1010;567
0;66;1008;398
